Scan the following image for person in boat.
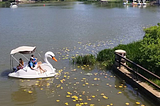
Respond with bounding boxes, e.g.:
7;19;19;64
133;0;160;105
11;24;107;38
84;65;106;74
28;57;46;73
17;58;24;70
31;55;37;65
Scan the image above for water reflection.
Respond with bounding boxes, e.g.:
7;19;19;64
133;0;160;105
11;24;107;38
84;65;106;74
11;87;36;104
11;78;55;104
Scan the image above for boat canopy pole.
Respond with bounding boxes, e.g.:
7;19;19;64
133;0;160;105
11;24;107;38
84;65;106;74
10;55;19;70
11;54;28;69
11;55;19;64
38;52;44;62
20;53;29;61
10;55;12;70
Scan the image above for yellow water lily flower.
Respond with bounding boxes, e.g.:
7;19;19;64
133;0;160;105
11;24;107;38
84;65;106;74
125;103;129;105
46;78;50;80
136;102;140;105
91;95;95;98
118;91;122;94
79;95;82;97
79;98;83;101
56;100;60;102
67;92;72;95
76;103;80;106
35;83;38;86
103;96;108;99
110;103;113;105
87;98;91;101
72;95;78;99
94;78;97;81
46;83;50;86
82;91;85;95
28;91;32;94
119;86;123;88
84;102;88;105
57;84;61;88
73;99;76;102
66;95;70;98
101;93;104;95
86;83;89;85
65;102;69;105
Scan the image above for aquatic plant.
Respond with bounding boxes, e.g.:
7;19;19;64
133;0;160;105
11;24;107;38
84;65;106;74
72;54;96;65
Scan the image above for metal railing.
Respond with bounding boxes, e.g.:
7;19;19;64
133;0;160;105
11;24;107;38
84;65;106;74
115;52;160;90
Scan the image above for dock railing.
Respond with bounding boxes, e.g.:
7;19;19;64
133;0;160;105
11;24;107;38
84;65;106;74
115;51;160;90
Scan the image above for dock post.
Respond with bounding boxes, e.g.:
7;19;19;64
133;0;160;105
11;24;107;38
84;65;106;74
115;50;126;68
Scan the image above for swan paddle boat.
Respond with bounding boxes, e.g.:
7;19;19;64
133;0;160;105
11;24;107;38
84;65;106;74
10;2;18;8
9;46;58;78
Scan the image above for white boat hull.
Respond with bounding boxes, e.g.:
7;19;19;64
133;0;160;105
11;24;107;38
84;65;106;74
9;63;57;79
10;5;18;8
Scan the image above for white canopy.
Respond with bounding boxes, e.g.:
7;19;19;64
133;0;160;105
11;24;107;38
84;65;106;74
10;46;36;55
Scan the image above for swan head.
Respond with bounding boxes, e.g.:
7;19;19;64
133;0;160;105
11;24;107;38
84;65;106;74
45;51;57;62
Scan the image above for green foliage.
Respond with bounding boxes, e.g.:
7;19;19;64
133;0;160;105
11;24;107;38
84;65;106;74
113;41;142;64
139;23;160;75
72;41;142;69
96;49;115;68
97;48;114;62
72;54;96;65
151;79;160;86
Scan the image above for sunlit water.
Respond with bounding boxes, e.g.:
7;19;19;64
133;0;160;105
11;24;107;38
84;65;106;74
0;2;160;106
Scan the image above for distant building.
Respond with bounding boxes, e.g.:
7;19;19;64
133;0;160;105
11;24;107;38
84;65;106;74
1;0;36;2
101;0;107;1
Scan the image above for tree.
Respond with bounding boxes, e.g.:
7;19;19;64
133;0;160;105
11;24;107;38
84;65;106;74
140;23;160;75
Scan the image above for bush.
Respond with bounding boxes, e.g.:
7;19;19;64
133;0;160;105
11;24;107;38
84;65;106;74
113;41;142;64
139;23;160;75
97;49;114;62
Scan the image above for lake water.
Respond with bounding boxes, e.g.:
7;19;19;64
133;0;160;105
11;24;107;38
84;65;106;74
0;2;160;106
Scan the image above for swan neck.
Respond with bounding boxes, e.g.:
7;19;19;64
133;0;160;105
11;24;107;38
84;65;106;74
44;56;54;71
44;57;50;65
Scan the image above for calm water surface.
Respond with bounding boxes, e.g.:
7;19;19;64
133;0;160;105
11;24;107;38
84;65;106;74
0;2;160;106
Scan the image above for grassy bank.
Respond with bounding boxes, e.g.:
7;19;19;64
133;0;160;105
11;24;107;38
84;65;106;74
72;41;142;68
